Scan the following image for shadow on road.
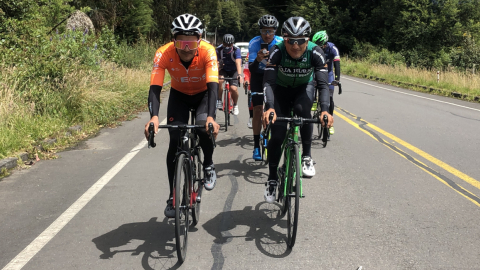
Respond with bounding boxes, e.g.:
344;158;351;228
203;201;291;259
215;157;268;185
92;217;182;270
215;135;254;150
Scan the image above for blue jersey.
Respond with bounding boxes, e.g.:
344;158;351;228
323;42;340;73
216;45;242;72
248;35;283;74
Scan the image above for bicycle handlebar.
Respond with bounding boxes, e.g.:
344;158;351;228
275;116;320;124
148;123;216;148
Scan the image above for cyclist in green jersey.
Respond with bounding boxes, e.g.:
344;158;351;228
262;17;333;203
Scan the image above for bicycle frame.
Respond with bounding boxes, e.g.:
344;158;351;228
279;120;303;198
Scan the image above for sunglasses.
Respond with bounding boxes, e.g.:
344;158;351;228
260;29;276;35
284;37;309;45
174;39;200;50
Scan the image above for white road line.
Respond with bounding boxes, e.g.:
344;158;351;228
344;77;480;113
2;117;167;270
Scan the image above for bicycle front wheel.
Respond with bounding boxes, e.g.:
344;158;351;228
191;148;203;226
224;89;229;131
286;144;300;249
174;153;190;263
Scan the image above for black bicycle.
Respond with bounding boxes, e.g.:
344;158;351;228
148;109;215;264
312;81;342;146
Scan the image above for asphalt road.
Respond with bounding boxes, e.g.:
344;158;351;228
1;75;480;270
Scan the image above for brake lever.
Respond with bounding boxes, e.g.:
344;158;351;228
322;115;329;147
148;122;156;148
208;123;216;149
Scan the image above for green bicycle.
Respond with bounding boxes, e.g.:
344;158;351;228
267;112;321;248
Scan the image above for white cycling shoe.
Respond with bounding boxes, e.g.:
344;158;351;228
233;105;239;115
216;100;222;110
302;156;316;177
247;118;253;129
264;180;278;203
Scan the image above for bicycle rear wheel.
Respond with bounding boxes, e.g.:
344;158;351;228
174;153;190;263
286;144;300;249
191;148;203;226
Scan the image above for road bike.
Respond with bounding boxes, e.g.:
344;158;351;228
148;109;215;264
312;81;342;146
265;112;320;248
219;76;235;131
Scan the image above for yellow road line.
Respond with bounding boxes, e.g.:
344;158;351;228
334;109;480;206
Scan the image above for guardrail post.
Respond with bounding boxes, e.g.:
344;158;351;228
437;71;440;83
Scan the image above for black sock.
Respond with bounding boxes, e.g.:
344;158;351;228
254;135;260;148
249;110;253;118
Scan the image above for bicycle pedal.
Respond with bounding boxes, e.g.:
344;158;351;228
301;194;306;198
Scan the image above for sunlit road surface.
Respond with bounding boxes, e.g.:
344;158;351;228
1;75;480;270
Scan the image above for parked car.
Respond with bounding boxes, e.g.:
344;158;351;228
235;42;249;63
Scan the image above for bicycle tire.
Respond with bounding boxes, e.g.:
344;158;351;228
286;144;300;249
174;153;190;263
191;148;202;226
224;88;228;131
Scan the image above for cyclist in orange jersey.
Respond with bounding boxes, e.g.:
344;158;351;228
144;14;220;218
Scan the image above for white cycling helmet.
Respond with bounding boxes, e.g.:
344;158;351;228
281;17;311;37
171;13;203;36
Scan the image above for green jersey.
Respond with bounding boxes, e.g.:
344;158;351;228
274;41;317;88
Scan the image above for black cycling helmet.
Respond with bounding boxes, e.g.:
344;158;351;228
171;13;203;37
258;14;279;29
281;17;311;37
223;34;235;44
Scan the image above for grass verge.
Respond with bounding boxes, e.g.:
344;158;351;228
342;59;480;100
0;62;170;161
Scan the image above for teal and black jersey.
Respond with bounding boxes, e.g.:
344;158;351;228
263;41;330;112
274;41;316;88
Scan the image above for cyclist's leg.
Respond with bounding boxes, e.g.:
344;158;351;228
292;83;316;176
264;86;291;202
228;70;239;105
218;70;227;107
292;82;315;158
194;91;214;167
166;89;191;195
328;71;335;115
267;86;292;180
251;75;264;160
194;90;217;190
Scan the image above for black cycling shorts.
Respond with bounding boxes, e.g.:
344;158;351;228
250;73;264;107
219;69;238;87
167;88;213;125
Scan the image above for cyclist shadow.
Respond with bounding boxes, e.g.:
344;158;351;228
92;217;181;270
215;135;254;150
215;157;268;185
203;202;291;258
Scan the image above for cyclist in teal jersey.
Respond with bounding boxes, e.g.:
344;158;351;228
262;17;333;203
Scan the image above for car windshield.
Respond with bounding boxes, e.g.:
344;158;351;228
235;42;249;57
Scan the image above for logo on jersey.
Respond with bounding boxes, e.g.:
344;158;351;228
154;52;162;64
172;74;207;83
279;67;313;77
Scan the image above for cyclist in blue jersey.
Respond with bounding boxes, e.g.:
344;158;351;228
217;34;243;115
248;14;283;161
262;17;333;202
312;30;340;135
